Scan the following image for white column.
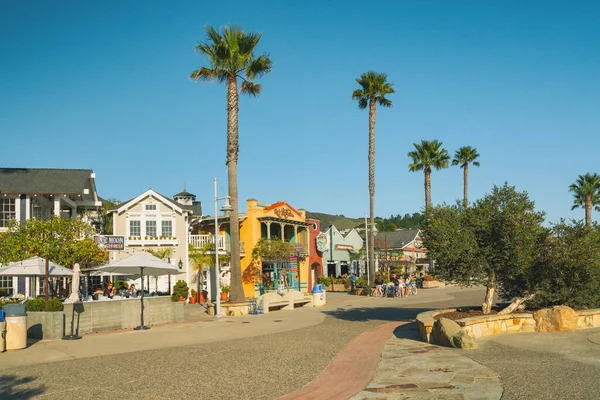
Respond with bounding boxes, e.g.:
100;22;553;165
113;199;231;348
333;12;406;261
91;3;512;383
53;198;60;216
266;222;271;239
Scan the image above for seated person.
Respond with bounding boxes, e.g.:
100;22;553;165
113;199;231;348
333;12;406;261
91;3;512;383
104;283;116;299
92;286;103;300
128;284;137;297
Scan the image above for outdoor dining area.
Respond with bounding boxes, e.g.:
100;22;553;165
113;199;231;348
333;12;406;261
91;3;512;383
0;252;185;344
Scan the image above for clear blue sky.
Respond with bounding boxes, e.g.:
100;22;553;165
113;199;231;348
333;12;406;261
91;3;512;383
2;1;599;224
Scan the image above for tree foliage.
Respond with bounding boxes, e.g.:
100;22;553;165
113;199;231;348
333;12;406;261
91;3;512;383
0;216;108;268
424;184;546;312
526;221;600;309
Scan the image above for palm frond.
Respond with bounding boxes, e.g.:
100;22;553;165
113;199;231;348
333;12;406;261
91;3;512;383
240;81;262;97
245;54;272;79
190;67;218;82
352;71;394;110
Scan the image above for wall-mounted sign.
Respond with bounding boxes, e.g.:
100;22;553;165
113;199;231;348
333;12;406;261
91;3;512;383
93;235;125;251
273;207;294;219
316;233;328;252
335;244;354;251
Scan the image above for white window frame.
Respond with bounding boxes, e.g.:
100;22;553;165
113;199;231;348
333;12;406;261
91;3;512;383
161;220;173;237
0;197;17;228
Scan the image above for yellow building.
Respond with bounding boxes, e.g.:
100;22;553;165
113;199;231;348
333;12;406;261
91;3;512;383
192;199;311;298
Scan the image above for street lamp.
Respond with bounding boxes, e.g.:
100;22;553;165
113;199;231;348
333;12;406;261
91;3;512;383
214;178;232;317
178;258;183;270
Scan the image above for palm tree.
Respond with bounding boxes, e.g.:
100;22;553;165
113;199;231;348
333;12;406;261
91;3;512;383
569;173;600;226
452;146;480;208
352;71;394;283
408;140;450;210
191;26;272;302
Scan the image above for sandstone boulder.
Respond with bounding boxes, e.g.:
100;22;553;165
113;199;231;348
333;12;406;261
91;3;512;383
533;305;579;332
432;317;462;347
452;330;478;349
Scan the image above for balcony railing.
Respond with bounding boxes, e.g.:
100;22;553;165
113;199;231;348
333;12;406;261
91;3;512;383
189;234;226;250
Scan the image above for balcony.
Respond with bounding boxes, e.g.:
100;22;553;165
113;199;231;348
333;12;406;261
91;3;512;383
188;234;246;256
189;234;226;250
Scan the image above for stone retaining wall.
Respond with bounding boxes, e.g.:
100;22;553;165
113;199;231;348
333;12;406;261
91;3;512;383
27;296;184;340
417;308;600;343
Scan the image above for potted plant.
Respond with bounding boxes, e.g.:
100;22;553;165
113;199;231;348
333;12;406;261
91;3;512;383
171;280;189;302
220;285;230;301
190;289;197;304
422;274;439;289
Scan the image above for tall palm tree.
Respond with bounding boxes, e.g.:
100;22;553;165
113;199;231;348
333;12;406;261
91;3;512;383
569;173;600;226
408;140;450;210
191;26;272;302
352;71;394;283
452;146;480;208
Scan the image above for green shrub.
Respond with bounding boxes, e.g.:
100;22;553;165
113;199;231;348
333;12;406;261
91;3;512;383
519;222;600;310
171;280;189;302
45;298;64;312
0;299;20;308
26;298;46;311
318;276;332;286
25;298;64;312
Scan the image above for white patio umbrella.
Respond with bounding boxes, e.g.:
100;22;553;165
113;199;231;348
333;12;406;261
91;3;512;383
0;256;72;298
65;263;81;303
95;252;180;330
0;256;73;277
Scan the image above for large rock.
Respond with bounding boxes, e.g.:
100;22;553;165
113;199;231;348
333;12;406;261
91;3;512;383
452;330;478;349
432;317;462;347
533;306;579;332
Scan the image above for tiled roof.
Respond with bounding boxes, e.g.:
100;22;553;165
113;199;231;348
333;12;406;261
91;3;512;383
111;189;197;214
0;168;93;194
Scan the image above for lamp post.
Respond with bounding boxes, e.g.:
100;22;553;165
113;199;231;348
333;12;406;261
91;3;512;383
214;178;232;317
364;212;370;294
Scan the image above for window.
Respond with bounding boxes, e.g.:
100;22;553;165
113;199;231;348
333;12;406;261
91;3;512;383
0;198;16;228
161;220;172;237
145;204;157;211
31;201;43;219
146;220;157;237
0;276;13;296
130;220;141;237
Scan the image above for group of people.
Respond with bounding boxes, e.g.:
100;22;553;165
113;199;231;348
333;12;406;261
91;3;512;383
90;282;137;300
373;273;416;297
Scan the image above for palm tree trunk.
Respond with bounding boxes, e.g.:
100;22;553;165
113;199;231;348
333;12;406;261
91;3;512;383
424;167;431;210
585;195;592;226
463;164;469;209
368;98;376;283
227;75;244;303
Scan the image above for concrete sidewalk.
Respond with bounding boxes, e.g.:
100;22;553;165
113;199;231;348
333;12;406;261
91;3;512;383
0;304;327;370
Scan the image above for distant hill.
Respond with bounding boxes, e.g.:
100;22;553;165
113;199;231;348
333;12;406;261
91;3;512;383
308;212;365;232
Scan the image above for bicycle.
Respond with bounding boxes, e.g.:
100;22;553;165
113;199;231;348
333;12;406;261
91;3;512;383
408;282;418;296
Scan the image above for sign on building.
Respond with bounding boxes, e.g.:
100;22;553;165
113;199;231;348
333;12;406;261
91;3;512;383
93;235;125;251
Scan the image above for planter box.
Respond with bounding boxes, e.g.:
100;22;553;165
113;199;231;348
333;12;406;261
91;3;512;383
422;281;440;289
330;283;348;292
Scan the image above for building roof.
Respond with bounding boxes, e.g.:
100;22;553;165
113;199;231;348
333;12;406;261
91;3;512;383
373;229;421;249
0;168;94;194
111;188;197;214
173;191;195;199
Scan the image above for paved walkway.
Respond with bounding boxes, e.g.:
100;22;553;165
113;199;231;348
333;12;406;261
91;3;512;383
0;287;491;399
351;324;502;400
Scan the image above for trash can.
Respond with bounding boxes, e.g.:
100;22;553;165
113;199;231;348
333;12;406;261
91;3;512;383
2;304;27;350
0;310;5;353
312;285;326;307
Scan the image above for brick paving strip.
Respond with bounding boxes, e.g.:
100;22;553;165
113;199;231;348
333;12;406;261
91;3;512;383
278;321;405;400
351;324;503;400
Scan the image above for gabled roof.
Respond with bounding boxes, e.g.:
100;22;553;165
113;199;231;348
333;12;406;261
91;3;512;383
374;229;421;249
174;191;195;199
111;189;195;214
0;168;95;194
265;201;302;218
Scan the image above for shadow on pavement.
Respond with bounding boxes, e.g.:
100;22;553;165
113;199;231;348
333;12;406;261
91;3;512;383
392;321;422;341
0;375;46;399
323;306;431;322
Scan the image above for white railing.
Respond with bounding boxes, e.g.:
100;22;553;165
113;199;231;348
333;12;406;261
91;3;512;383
188;234;225;250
